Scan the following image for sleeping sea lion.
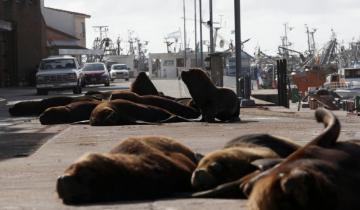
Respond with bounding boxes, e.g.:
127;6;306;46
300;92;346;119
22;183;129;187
89;99;190;126
56;136;198;204
39;100;101;125
191;134;300;193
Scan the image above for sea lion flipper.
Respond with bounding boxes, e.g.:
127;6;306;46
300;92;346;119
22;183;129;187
191;179;244;198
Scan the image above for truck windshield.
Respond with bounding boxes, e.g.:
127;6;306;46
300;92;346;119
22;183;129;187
83;63;105;71
40;59;76;70
113;65;127;70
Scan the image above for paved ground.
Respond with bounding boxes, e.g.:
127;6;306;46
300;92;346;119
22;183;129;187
0;78;359;210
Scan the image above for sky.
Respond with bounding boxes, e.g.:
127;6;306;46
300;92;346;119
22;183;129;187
45;0;360;56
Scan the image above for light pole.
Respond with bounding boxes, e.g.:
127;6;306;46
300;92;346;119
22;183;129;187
199;0;204;67
209;0;214;53
234;0;242;97
194;0;198;66
183;0;187;69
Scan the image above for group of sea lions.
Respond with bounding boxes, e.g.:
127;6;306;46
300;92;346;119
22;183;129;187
8;69;240;125
57;108;360;210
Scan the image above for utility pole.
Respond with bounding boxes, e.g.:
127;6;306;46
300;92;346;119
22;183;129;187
209;0;214;53
183;0;187;69
194;0;198;66
234;0;242;97
199;0;204;67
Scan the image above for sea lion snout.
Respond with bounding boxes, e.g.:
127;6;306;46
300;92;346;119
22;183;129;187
191;169;217;190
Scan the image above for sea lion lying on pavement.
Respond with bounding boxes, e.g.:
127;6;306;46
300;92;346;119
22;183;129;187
89;99;190;126
191;134;300;193
245;109;360;210
181;68;240;122
109;90;200;119
56;136;198;204
9;95;100;116
39;100;101;125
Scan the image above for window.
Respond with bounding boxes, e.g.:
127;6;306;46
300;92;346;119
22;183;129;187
81;22;85;38
176;58;184;67
163;60;174;66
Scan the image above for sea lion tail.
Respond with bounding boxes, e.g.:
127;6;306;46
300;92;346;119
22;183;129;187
311;108;340;147
191;179;245;198
160;115;193;123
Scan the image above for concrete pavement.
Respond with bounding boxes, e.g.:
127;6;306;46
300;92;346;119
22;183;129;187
0;79;360;210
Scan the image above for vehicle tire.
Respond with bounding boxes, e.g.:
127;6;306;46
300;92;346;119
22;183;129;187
104;81;110;87
73;86;82;94
125;78;129;81
37;88;48;95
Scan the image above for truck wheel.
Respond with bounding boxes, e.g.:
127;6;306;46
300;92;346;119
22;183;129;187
37;89;48;95
73;86;82;94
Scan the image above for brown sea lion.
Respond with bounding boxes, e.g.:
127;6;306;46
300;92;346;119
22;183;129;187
191;134;300;192
9;95;100;116
89;99;190;126
56;136;198;204
130;72;159;96
192;108;341;199
245;109;360;210
39;100;101;125
86;90;200;119
181;68;240;122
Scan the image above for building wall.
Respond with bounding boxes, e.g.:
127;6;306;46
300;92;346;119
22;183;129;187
0;0;46;86
43;8;75;38
74;15;86;47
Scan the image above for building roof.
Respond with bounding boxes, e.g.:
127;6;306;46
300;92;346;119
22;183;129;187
44;7;91;18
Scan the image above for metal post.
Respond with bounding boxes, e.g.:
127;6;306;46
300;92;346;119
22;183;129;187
183;0;187;69
209;0;214;53
199;0;204;68
234;0;241;97
194;0;198;66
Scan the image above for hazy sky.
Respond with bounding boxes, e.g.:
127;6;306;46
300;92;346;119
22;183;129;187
45;0;360;56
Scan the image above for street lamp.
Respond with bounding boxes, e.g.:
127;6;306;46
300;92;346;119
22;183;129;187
234;0;242;97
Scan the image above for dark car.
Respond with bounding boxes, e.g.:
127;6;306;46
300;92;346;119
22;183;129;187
82;63;110;86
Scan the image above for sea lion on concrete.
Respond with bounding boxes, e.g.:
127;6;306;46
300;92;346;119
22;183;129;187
89;99;190;126
87;90;200;119
192;108;340;199
39;100;101;125
56;136;198;204
191;134;300;192
9;95;100;116
181;68;240;122
244;109;360;210
130;72;159;96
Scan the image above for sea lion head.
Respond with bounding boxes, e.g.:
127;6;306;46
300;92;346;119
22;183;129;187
57;153;123;204
191;147;263;190
90;105;118;126
39;106;70;125
247;160;337;210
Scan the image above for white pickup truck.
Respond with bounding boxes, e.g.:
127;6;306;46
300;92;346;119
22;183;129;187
36;56;83;95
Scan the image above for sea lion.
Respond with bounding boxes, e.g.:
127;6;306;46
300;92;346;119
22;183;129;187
86;90;200;119
192;108;341;199
89;99;189;126
191;134;300;192
244;109;360;210
56;136;198;204
9;95;100;116
39;100;101;125
181;68;240;122
130;72;159;96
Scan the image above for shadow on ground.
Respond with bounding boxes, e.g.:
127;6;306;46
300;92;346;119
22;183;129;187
0;132;54;161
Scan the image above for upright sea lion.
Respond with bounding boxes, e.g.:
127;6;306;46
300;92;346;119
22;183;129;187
89;99;189;126
130;72;159;96
9;95;100;116
191;134;300;192
39;100;101;125
181;68;240;122
56;136;198;204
